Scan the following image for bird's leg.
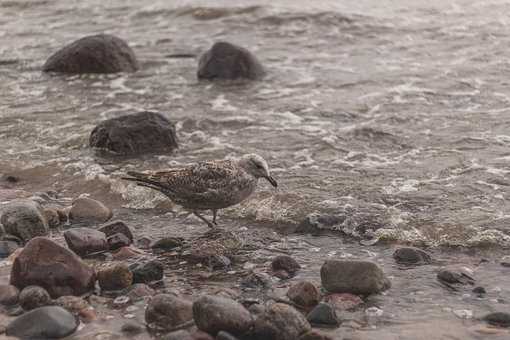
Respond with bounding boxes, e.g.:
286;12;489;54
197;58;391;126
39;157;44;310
193;211;215;229
212;209;218;225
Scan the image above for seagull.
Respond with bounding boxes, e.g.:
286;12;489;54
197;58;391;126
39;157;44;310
122;154;277;228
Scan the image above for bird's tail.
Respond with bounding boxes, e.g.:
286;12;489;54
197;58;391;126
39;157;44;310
122;171;166;191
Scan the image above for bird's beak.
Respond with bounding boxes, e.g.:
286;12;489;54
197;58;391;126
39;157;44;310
265;176;278;188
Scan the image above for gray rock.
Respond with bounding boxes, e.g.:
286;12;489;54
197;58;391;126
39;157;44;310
271;255;300;277
10;237;96;298
64;227;108;257
69;197;112;224
0;200;48;242
286;281;321;308
193;295;253;336
151;237;184;251
6;306;78;339
306;303;340;327
43;34;138;74
107;233;131;251
89;111;178;156
251;303;311;340
145;294;193;330
0;284;19;305
197;41;265;80
98;220;134;243
97;263;133;291
130;260;164;284
393;247;432;265
19;285;52;310
320;260;391;295
482;312;510;328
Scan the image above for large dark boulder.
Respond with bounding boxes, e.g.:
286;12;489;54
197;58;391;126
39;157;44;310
89;111;178;156
42;34;138;74
197;41;265;80
10;237;96;298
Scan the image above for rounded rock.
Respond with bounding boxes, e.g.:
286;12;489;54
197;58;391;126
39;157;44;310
393;247;432;265
286;281;321;308
107;233;131;251
145;294;193;330
0;284;19;306
271;255;300;277
482;312;510;328
63;227;108;257
68;197;113;224
130;260;164;284
306;302;340;327
0;200;48;242
6;306;78;339
97;263;133;291
99;220;134;243
19;285;52;310
252;302;311;340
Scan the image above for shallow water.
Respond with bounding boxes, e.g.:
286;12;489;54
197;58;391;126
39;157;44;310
1;0;510;339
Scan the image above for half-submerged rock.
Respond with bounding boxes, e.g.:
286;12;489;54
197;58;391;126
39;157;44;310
197;41;265;80
43;34;139;74
10;237;96;298
6;306;78;339
89;111;178;156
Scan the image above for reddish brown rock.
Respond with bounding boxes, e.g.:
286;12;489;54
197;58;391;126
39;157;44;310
286;281;321;309
145;294;193;330
63;227;108;257
68;197;112;224
97;263;133;291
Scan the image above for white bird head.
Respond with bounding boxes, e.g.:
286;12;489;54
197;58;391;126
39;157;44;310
238;153;277;187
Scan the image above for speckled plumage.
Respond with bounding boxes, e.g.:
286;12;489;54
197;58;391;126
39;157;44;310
123;154;277;228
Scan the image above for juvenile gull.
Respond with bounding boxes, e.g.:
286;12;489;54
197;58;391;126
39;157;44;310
122;154;277;228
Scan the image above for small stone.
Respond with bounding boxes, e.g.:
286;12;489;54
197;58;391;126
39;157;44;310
216;331;240;340
145;294;193;330
0;200;48;242
151;237;183;251
64;227;108;256
0;240;20;258
43;208;61;228
473;286;486;296
320;260;391;295
19;285;52;310
252;303;311;340
393;247;432;265
483;312;510;327
0;284;19;305
68;197;112;224
6;306;78;339
54;295;94;322
127;283;155;301
107;233;131;251
163;330;193;340
307;303;340;327
98;220;134;243
121;321;144;335
130;260;164;283
193;295;253;336
271;255;300;277
137;236;152;249
299;330;335;340
286;281;321;308
97;263;133;291
323;293;363;311
437;269;475;286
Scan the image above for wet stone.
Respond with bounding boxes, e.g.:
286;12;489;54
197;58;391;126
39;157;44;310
193;295;253;336
98;220;134;243
69;197;113;224
151;237;183;251
54;295;90;316
216;331;240;340
64;227;108;257
197;41;265;80
306;302;340;327
286;281;321;308
241;272;272;289
127;283;155;301
163;330;193;340
43;34;139;74
121;321;144;335
252;302;311;340
98;263;133;291
90;111;178;156
393;247;432;265
10;237;96;298
482;312;510;328
271;255;301;278
437;269;475;286
19;285;52;310
137;236;152;249
473;286;486;296
107;233;131;251
320;260;391;295
6;306;78;339
0;200;48;242
130;260;164;284
0;240;19;258
0;284;19;306
145;294;193;330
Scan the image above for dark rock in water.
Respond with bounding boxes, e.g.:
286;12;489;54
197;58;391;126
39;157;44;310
286;281;321;308
42;34;138;74
64;227;108;257
127;283;155;301
0;284;19;306
393;247;432;265
193;295;253;336
271;255;300;278
482;312;510;328
97;263;133;291
251;302;311;340
130;260;164;284
216;331;240;340
69;197;113;224
98;220;134;243
437;268;475;287
306;303;340;327
151;237;183;251
296;214;345;234
0;240;20;258
145;294;193;330
89;111;178;156
0;200;48;242
10;237;96;298
163;330;193;340
197;41;265;80
472;286;486;296
121;321;144;335
320;260;391;295
19;285;52;310
299;330;335;340
6;306;78;339
107;233;131;251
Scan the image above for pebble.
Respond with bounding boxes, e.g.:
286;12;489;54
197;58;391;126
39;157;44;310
107;233;131;251
43;208;61;228
54;295;92;319
130;260;164;283
437;268;475;286
97;263;133;291
6;306;78;339
163;330;193;340
98;220;134;243
151;237;183;251
112;246;140;260
286;281;321;308
392;247;432;265
0;284;19;305
145;294;193;330
271;255;301;278
307;302;340;327
240;272;272;289
68;197;112;224
453;309;473;319
482;312;510;327
113;296;130;307
19;285;52;310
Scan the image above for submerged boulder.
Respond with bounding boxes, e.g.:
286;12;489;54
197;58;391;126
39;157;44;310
0;200;48;242
89;111;178;156
10;237;96;298
6;306;78;339
197;41;265;80
43;34;138;74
